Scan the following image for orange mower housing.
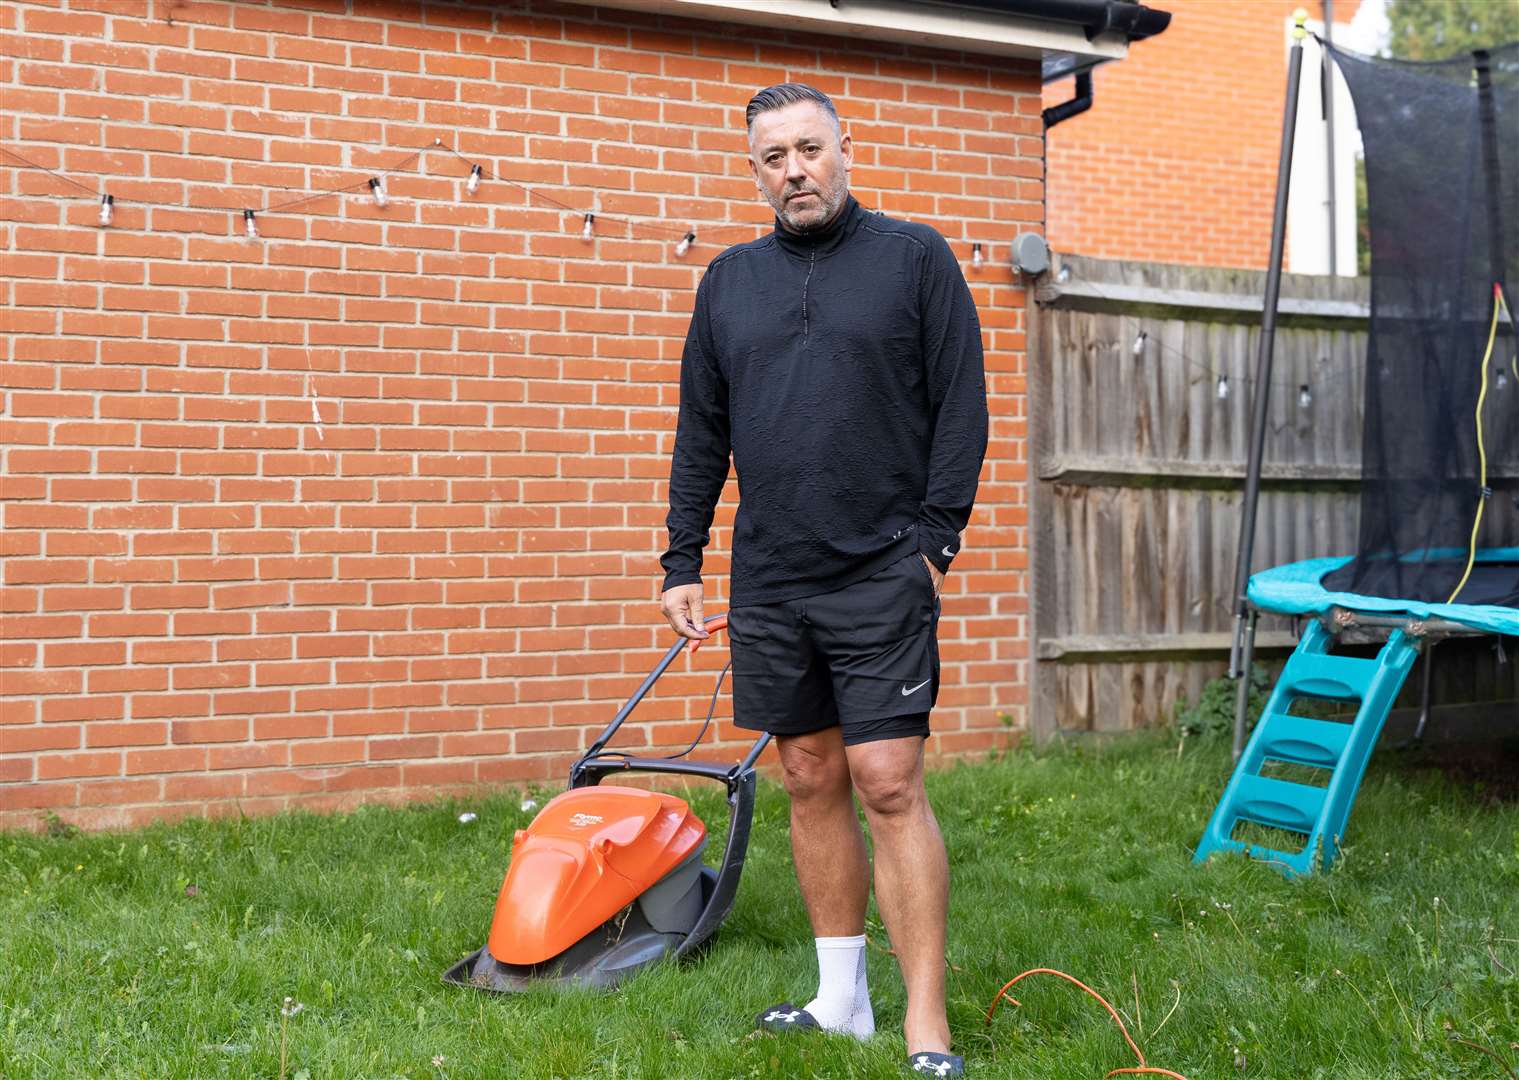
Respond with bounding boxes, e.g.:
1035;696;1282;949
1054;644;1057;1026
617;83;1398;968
486;786;706;965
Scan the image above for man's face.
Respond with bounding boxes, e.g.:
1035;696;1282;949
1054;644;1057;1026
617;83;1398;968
748;101;853;234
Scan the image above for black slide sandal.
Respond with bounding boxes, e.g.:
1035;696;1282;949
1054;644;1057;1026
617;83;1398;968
908;1051;964;1076
755;1002;822;1032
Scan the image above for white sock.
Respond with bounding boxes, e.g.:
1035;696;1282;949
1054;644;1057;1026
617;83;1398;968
804;934;874;1039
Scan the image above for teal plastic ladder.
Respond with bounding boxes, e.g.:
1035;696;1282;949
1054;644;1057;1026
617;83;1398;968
1194;620;1421;876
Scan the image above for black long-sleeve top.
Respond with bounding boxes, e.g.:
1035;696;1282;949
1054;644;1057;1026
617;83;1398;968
662;196;988;607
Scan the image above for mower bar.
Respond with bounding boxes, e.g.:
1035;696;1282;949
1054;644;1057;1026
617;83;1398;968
564;614;769;963
569;612;771;800
578;612;729;763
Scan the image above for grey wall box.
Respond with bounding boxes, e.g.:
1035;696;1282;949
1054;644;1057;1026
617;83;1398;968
1012;233;1049;275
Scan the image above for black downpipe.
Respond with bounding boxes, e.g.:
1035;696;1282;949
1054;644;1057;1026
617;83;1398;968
1043;71;1093;129
1229;22;1307;757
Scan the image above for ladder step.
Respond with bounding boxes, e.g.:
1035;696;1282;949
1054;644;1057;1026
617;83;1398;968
1282;653;1378;700
1257;714;1352;769
1231;774;1326;835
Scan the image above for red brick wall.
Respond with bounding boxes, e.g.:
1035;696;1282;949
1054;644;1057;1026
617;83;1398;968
1043;0;1359;269
0;0;1037;829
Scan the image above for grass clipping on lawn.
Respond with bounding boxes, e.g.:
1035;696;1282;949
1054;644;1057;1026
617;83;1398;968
2;735;1517;1079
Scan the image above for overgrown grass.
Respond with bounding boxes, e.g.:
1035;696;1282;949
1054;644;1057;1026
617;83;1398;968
3;735;1517;1079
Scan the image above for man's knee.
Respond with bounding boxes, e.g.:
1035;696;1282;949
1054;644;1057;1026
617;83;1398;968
778;733;851;803
848;742;926;818
853;770;922;818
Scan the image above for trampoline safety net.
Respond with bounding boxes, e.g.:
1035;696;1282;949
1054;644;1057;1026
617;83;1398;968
1320;42;1519;609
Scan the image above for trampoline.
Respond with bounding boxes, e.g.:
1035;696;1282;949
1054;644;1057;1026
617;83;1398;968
1194;28;1518;877
1248;551;1519;638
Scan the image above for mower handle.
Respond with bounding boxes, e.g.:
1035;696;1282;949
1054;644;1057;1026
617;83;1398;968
577;612;731;764
686;612;727;654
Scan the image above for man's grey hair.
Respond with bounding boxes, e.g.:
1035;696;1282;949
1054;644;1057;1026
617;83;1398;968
745;83;841;136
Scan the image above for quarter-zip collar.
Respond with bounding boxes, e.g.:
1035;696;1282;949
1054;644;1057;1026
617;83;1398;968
773;195;864;258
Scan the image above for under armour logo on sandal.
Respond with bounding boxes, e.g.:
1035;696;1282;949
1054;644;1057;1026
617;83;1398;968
764;1010;801;1024
913;1057;953;1077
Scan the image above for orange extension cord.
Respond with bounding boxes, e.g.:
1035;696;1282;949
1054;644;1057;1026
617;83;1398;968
984;969;1190;1080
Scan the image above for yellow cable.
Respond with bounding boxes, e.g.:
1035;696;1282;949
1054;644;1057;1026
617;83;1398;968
1446;283;1504;604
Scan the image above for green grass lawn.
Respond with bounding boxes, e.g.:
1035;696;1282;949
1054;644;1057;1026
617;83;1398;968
3;734;1517;1079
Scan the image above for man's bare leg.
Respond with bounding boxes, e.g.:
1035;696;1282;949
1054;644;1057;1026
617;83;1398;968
846;735;950;1055
777;727;868;936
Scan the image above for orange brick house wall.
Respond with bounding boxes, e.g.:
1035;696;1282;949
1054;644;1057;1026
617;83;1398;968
1044;0;1359;270
0;0;1038;829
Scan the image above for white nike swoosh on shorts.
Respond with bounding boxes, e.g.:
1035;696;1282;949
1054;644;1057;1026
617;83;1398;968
901;678;931;696
942;545;955;557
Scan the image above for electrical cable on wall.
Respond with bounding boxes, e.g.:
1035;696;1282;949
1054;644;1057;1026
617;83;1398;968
0;138;773;258
1070;271;1385;406
1;138;999;267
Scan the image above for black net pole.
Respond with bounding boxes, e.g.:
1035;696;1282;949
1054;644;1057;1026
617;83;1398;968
1474;50;1508;297
1229;17;1308;681
1323;0;1338;276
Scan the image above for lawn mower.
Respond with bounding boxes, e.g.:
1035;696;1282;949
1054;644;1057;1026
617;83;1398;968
442;613;770;992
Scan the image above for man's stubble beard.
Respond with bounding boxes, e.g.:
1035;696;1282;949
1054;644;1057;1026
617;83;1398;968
768;177;849;234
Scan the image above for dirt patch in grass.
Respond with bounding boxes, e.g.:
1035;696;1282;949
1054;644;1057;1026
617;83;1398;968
1398;738;1519;803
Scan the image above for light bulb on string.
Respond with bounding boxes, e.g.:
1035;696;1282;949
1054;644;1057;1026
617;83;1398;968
1297;384;1312;408
675;231;695;257
971;243;983;269
1216;375;1231;401
1055;264;1071;284
1131;331;1147;356
466;164;481;196
368;177;388;208
243;209;258;239
1496;366;1510;391
582;213;595;240
98;194;114;227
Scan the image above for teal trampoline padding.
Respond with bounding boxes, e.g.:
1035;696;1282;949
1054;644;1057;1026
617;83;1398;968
1248;550;1519;637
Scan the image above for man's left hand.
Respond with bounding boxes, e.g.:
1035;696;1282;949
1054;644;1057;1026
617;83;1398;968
921;554;945;597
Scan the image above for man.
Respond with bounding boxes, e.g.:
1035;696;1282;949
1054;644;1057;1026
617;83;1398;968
660;83;987;1078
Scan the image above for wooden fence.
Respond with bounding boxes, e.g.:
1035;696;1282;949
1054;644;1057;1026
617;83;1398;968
1027;255;1517;737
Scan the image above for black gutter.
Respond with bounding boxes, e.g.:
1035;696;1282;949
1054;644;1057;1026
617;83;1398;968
916;0;1171;43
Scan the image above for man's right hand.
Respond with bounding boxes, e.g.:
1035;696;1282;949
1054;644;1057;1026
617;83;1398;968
661;583;710;640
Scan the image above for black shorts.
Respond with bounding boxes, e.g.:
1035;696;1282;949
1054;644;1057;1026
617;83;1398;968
727;552;940;746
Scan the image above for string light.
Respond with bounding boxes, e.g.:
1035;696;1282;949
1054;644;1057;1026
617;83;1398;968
3;140;765;263
1216;375;1231;401
1297;384;1312;408
1055;264;1071;284
1131;331;1148;356
243;209;258;239
1496;367;1510;391
971;242;983;269
582;213;595;240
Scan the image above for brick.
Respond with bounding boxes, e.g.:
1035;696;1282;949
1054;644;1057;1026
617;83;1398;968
37;751;121;780
85;722;168;748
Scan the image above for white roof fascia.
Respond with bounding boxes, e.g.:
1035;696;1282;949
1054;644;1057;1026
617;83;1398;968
583;0;1129;64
